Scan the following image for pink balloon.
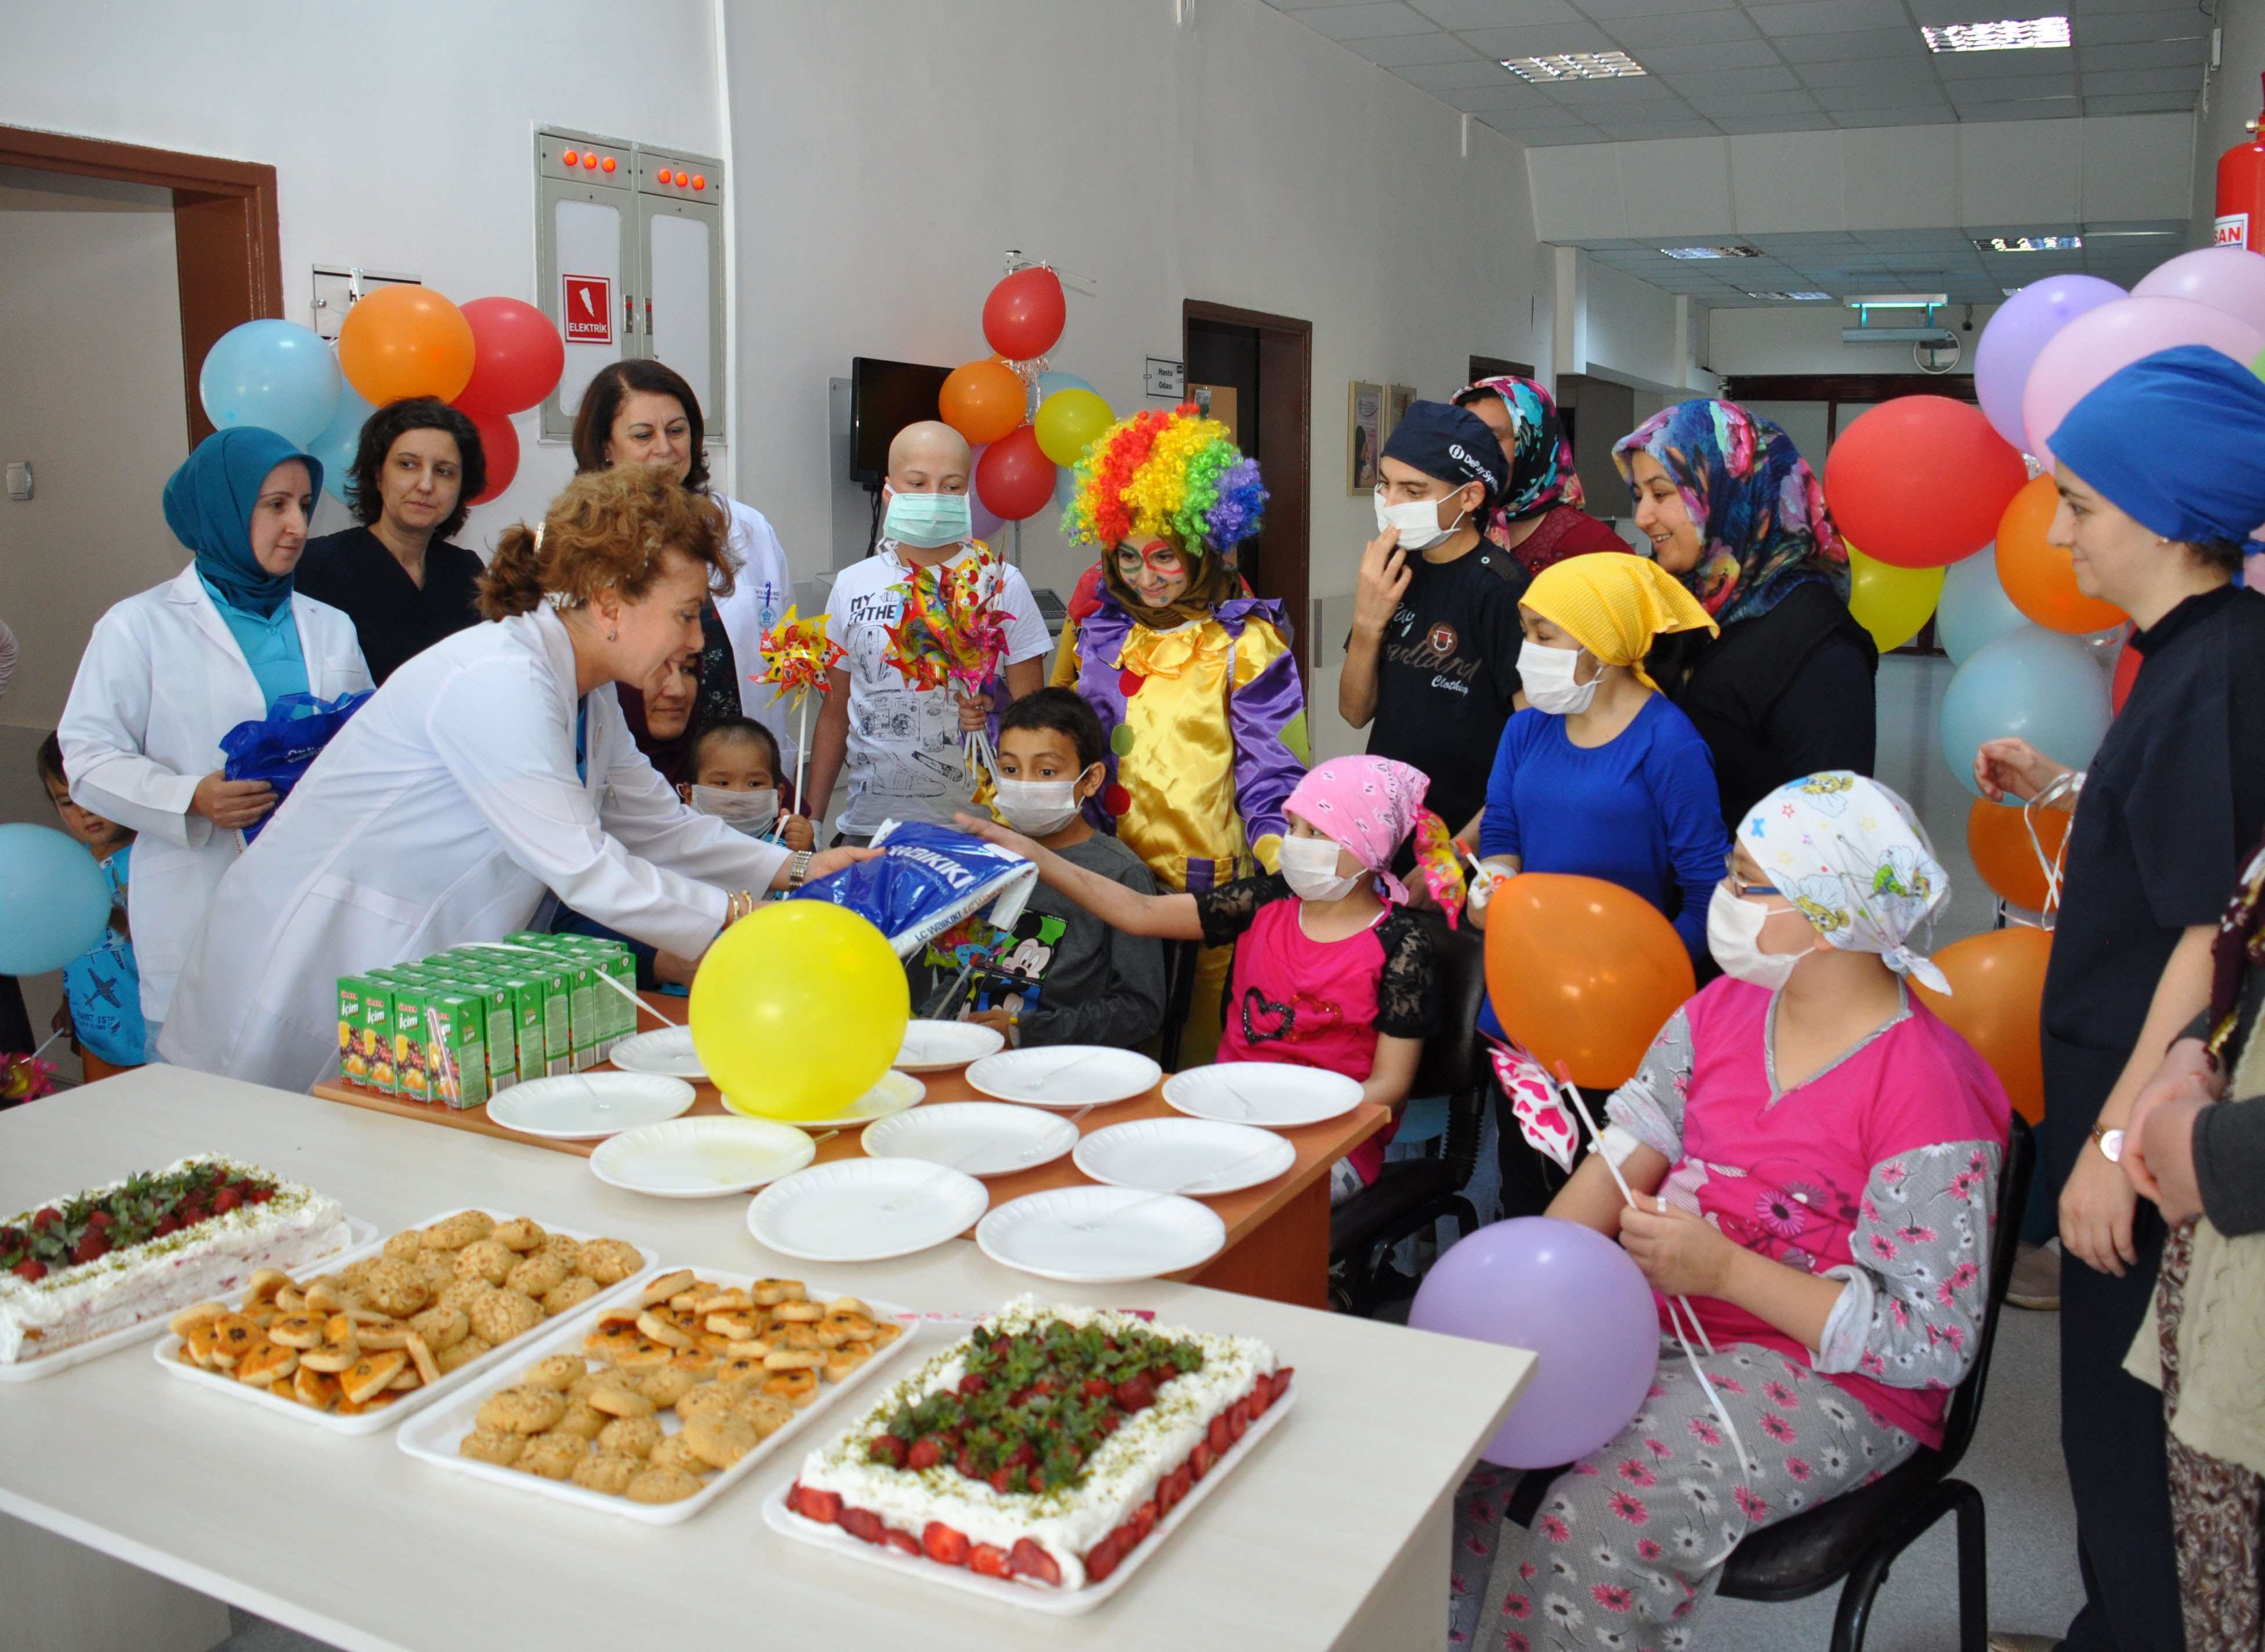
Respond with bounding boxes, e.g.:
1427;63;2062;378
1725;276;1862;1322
2132;245;2265;335
2022;296;2265;468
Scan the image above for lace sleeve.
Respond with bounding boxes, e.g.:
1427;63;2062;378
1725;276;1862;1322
1603;1006;1696;1161
1815;1140;2002;1390
1373;911;1437;1040
1194;872;1289;950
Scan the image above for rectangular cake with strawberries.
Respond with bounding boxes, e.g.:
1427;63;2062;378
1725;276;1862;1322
784;1296;1292;1590
0;1156;353;1364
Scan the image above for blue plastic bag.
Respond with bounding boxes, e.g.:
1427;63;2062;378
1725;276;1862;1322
219;689;372;843
787;819;1037;959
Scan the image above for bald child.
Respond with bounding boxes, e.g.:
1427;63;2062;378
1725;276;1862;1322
806;421;1054;843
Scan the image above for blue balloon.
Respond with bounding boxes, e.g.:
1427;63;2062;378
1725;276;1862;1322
1036;371;1096;403
1935;546;2029;665
308;385;375;504
0;824;112;976
1940;625;2112;798
199;320;341;448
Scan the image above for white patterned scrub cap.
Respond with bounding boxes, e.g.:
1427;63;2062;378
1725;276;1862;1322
1740;771;1951;994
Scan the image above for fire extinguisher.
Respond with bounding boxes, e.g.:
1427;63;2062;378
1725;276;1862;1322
2216;73;2265;251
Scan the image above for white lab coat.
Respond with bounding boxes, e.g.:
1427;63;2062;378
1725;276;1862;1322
158;604;790;1091
57;564;371;1026
710;495;800;774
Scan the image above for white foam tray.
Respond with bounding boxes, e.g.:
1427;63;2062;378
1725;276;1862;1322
396;1267;921;1523
152;1211;654;1434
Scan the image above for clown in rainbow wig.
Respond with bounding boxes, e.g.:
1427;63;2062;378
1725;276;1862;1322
1055;403;1309;1062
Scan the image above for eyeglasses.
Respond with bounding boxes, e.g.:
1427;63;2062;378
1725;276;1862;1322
1722;853;1779;898
1115;545;1184;575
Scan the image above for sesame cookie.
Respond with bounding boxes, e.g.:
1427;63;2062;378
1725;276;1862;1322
552;1399;608;1440
518;1432;589;1480
520;1353;587;1392
490;1216;545;1252
433;1332;493;1375
454;1238;513;1287
596;1415;663;1458
575;1238;643;1287
625;1466;704;1505
649;1433;709;1476
543;1276;600;1317
459;1428;524;1466
422;1210;494;1250
637;1366;701;1408
505;1252;568;1299
587;1384;656;1419
682;1411;758;1470
408;1304;468;1353
477;1383;567;1434
468;1288;544;1347
570;1451;643;1495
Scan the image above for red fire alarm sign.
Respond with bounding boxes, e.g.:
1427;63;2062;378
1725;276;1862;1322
562;276;612;343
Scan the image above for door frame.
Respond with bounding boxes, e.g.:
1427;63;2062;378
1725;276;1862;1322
0;125;283;446
1182;299;1314;680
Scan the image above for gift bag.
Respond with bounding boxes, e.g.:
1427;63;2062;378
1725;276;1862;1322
219;690;372;843
786;819;1037;959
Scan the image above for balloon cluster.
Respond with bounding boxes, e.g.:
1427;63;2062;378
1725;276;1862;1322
198;289;565;512
935;267;1116;528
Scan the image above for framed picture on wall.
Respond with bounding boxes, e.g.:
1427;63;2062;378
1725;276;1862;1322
1383;383;1416;446
1347;381;1383;494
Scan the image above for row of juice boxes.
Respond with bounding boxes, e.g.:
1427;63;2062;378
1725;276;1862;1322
335;933;638;1110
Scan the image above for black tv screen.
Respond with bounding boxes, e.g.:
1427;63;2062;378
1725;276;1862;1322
850;357;952;487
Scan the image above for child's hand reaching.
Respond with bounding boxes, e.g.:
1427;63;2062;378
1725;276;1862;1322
964;1006;1019;1048
953;811;1041;862
776;812;816;852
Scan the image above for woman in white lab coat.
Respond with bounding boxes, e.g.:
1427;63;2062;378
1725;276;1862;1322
161;464;871;1091
57;428;371;1047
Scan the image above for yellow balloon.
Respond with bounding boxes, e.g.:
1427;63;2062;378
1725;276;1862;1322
689;901;907;1121
1847;544;1944;654
1033;388;1114;467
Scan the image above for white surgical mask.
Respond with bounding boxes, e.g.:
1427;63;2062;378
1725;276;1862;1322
1706;882;1806;991
1373;491;1463;552
690;785;780;836
1279;833;1365;902
1518;640;1601;716
993;775;1087;837
884;488;973;549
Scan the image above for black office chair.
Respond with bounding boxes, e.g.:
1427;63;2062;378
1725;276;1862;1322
1329;911;1490;1316
1157;939;1200;1074
1711;1123;2036;1652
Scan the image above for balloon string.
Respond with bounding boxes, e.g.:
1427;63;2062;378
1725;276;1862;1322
2024;769;2082;923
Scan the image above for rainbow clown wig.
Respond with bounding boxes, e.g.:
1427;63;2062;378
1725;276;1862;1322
1063;403;1267;562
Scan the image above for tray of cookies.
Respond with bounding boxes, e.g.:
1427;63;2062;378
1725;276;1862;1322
152;1209;654;1435
393;1266;921;1524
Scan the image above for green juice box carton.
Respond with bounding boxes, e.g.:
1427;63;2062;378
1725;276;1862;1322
391;981;439;1105
337;976;377;1087
550;936;634;1058
483;973;549;1085
425;990;490;1111
553;956;598;1072
529;961;573;1077
357;978;399;1095
594;948;635;1058
430;974;516;1097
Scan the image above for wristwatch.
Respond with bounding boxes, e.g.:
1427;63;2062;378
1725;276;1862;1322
2090;1121;2126;1162
786;849;815;890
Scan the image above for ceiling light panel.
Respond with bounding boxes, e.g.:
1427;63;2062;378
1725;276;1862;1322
1501;50;1649;84
1659;245;1763;260
1976;235;2083;252
1921;16;2071;55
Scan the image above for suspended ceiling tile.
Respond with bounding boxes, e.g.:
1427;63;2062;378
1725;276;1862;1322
1594;6;1761;46
1409;0;1584;24
1794;56;1945;89
1667;64;1806;96
1294;2;1437;39
2079;90;2202;115
1600;118;1729;139
2077;39;2206;70
2081;66;2205;95
2071;13;2212;45
1454;20;1618;53
1956;97;2084;121
1343;31;1487;65
1630;39;1778;72
1540;74;1694;104
1746;0;1909;37
1949;73;2080;102
1831;107;1960;128
1398;57;1532;87
1687;89;1825;117
1769;26;1931;62
1569;0;1742;16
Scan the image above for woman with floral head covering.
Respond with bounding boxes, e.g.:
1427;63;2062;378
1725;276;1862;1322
1612;401;1876;829
1448;770;2011;1651
1453;374;1631;575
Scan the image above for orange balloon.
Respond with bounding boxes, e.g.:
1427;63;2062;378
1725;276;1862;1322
337;285;476;406
1966;797;2069;914
1995;473;2126;634
1914;925;2050;1125
939;359;1026;446
1484;874;1696;1090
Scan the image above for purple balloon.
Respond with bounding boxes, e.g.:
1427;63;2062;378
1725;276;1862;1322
2023;295;2265;468
1973;276;2124;452
966;443;1006;539
2133;245;2265;335
1409;1217;1660;1469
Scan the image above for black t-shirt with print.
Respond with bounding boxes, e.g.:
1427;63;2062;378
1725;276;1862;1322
1365;542;1530;832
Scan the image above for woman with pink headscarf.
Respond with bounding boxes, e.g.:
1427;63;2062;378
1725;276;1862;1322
1453;375;1631;576
961;756;1458;1198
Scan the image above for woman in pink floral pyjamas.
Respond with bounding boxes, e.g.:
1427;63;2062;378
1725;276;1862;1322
1448;773;2012;1650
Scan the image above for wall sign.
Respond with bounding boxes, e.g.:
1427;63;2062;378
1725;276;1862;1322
1145;356;1185;398
562;275;613;343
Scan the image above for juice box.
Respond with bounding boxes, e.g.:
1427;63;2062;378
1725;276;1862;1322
484;973;549;1085
429;974;516;1096
391;981;439;1104
549;936;634;1057
336;976;377;1085
553;956;599;1072
505;931;565;953
425;990;490;1111
359;977;399;1096
528;961;573;1077
594;948;636;1058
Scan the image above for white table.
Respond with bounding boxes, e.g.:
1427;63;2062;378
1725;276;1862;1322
0;1068;1532;1652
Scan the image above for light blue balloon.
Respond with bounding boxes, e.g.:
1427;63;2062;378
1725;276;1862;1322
1934;546;2028;665
1036;371;1096;403
1940;625;2111;799
0;824;112;975
198;320;341;448
308;385;375;504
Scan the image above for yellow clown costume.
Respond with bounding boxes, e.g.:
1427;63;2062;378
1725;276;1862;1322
1056;404;1309;1062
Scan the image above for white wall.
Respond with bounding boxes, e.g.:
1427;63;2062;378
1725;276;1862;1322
0;0;726;555
1709;303;2003;379
719;0;1553;759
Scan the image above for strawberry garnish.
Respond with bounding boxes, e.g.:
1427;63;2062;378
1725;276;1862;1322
922;1522;969;1565
11;1258;46;1281
968;1544;1011;1578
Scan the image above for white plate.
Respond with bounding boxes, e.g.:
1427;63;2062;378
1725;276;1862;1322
605;1025;706;1081
589;1116;816;1198
747;1159;988;1263
725;1068;927;1131
894;1019;1005;1074
975;1187;1225;1284
860;1103;1079;1179
152;1212;655;1434
396;1267;921;1524
486;1073;696;1140
764;1378;1297;1614
1072;1118;1294;1197
964;1047;1162;1110
0;1217;377;1385
1160;1063;1364;1129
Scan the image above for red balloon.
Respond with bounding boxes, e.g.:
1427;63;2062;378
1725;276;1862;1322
465;409;519;504
975;426;1055;521
982;268;1066;361
454;297;565;415
1823;397;2028;568
2111;632;2140;714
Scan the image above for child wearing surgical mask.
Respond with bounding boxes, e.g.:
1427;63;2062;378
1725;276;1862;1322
679;716;815;851
913;690;1164;1049
960;755;1448;1200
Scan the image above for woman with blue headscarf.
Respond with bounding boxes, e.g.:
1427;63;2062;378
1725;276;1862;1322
57;427;369;1048
1969;345;2265;1652
1612;401;1876;829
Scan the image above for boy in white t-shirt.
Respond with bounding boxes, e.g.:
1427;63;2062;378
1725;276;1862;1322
807;421;1052;843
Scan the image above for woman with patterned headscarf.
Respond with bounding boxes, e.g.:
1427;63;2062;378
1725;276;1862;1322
1612;400;1876;829
1453;375;1631;575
